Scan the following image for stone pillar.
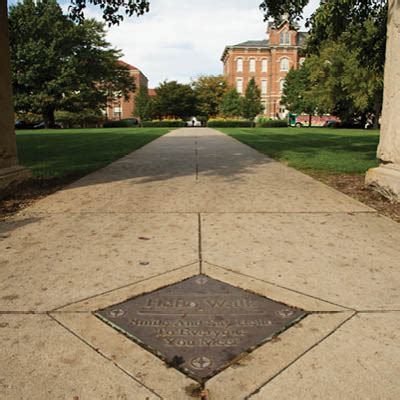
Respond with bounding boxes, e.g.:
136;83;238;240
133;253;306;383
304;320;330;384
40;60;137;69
365;0;400;202
0;0;30;195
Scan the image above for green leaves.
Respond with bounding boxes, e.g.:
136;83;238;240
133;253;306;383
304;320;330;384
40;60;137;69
9;0;135;125
219;89;243;118
259;0;309;23
68;0;150;26
153;81;197;119
134;85;155;120
281;64;317;119
192;75;228;118
242;78;264;121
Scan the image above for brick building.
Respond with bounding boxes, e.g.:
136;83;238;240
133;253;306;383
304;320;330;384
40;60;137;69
106;61;152;120
221;20;307;118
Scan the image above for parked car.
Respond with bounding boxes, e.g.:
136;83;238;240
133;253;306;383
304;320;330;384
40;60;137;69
323;120;340;128
15;120;37;129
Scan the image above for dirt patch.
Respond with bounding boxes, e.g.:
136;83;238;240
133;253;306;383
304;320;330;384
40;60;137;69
308;172;400;223
0;174;82;221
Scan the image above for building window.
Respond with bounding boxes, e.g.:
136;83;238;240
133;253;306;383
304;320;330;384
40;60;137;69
299;57;306;66
279;79;286;93
113;106;121;116
280;58;289;72
280;31;290;45
249;58;256;72
261;58;268;73
261;79;267;95
236;58;243;72
236;78;243;94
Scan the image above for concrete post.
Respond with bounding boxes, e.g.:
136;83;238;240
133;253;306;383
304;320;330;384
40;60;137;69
0;0;30;195
365;0;400;202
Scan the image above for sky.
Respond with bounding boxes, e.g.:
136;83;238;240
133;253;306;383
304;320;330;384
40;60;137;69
11;0;320;87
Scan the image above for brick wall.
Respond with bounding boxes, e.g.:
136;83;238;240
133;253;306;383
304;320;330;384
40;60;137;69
222;22;305;118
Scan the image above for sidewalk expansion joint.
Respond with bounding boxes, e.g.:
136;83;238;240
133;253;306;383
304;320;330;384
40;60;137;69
198;213;203;274
245;311;358;399
50;260;199;313
204;261;355;312
47;313;164;399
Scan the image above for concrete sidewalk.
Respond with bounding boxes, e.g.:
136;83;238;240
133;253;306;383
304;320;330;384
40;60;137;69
1;128;399;399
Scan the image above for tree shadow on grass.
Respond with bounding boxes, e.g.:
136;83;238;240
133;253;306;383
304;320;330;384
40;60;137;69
16;128;380;190
230;130;379;173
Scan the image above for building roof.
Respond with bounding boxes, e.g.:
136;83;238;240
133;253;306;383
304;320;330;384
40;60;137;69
117;60;139;71
231;39;270;48
221;32;308;61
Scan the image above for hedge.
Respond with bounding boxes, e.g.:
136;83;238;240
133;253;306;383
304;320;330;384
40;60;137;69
256;119;288;128
207;119;253;128
103;118;139;128
141;120;186;127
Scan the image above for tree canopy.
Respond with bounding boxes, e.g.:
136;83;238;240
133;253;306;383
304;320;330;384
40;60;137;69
153;80;197;119
9;0;134;126
134;85;155;120
192;75;228;118
219;88;243;118
242;78;264;121
281;64;317;125
69;0;150;25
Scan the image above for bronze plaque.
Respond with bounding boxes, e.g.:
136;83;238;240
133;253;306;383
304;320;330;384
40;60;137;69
95;275;306;382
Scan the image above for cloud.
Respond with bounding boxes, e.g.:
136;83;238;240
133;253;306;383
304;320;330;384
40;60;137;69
20;0;321;87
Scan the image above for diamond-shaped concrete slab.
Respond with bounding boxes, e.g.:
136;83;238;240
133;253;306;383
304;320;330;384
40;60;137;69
95;275;306;382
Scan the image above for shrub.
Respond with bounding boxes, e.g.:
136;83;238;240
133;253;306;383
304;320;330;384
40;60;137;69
256;118;288;128
207;118;253;128
55;110;105;128
141;119;186;127
103;118;139;128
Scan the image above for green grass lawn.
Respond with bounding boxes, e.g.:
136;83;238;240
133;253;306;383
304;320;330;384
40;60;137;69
16;127;170;177
219;127;380;175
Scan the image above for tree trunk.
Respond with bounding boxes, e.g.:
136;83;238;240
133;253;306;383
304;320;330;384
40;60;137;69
373;99;382;129
44;108;55;128
308;114;312;127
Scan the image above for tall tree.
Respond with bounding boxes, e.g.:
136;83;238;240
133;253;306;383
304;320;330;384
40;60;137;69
134;85;154;120
9;0;135;126
219;88;243;118
153;80;196;119
305;40;383;126
281;64;317;126
242;78;264;121
192;75;227;118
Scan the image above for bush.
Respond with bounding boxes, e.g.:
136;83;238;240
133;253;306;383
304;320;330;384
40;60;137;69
56;110;104;128
207;118;253;128
256;118;288;128
103;118;139;128
141;119;186;127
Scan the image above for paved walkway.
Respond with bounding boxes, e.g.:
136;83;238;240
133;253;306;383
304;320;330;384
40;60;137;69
1;128;399;399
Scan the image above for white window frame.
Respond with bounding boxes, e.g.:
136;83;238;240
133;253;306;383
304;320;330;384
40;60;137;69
236;78;243;94
280;31;290;45
249;58;256;72
280;58;289;72
236;58;243;72
261;58;268;73
261;79;267;95
279;79;286;93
